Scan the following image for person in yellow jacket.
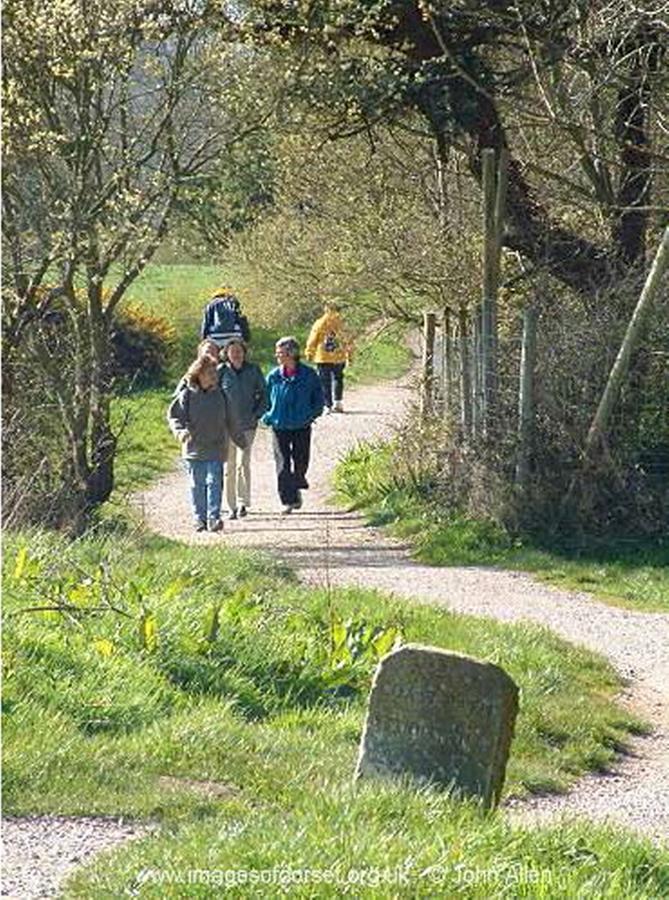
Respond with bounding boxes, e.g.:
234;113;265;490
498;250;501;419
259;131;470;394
304;302;354;413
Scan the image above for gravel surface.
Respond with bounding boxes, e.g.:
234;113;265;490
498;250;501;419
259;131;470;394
6;369;667;899
1;816;148;899
137;370;669;844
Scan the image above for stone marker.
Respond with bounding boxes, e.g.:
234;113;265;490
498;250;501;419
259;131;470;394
355;644;519;808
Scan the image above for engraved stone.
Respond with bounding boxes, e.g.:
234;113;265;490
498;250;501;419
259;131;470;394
355;644;519;807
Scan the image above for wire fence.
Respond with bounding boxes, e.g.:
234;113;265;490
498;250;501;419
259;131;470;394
413;300;669;536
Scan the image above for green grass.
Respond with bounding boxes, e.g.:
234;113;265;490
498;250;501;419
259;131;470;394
3;527;647;816
3;529;665;898
68;798;668;898
122;263;281;378
121;263;410;383
335;442;669;614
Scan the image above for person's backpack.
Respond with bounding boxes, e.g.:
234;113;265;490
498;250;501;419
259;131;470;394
211;296;241;335
202;294;250;343
323;330;339;353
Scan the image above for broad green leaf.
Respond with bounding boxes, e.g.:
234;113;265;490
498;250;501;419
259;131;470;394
68;579;95;606
330;618;347;651
13;547;28;580
93;638;114;658
162;578;187;601
205;603;221;643
138;610;158;652
372;627;400;659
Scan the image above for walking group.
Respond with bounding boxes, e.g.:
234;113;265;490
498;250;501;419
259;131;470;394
167;288;353;532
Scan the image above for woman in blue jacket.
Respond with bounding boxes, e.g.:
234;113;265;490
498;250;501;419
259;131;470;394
262;336;324;513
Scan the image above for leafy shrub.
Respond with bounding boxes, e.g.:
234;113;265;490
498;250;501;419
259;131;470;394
110;305;176;386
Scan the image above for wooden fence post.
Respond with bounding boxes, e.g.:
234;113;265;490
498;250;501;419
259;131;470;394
481;147;508;433
459;305;472;438
472;305;484;438
481;149;496;431
492;148;509;332
515;303;538;489
421;311;437;418
443;307;453;419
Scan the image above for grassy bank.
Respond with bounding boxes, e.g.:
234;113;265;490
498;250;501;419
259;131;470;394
4;530;666;897
335;442;669;614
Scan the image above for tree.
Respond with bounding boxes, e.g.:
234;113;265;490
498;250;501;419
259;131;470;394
248;1;668;301
2;0;267;526
233;2;668;534
228;126;482;328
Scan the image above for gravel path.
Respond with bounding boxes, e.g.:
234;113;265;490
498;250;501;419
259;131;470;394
5;371;667;899
1;817;148;899
136;371;669;844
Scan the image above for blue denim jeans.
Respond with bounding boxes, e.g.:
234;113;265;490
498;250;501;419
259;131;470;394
185;460;223;524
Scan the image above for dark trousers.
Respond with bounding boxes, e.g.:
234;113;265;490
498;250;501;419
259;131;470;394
272;427;312;505
317;363;345;408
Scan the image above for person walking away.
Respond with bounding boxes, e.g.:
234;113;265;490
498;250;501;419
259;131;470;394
262;336;324;514
201;288;251;347
167;357;230;532
305;302;353;413
218;338;268;520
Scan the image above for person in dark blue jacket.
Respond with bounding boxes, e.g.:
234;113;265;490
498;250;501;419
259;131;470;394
262;336;324;513
201;289;251;347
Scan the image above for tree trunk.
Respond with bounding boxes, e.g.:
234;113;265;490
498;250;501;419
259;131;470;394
433;130;450;234
584;225;669;457
612;42;656;267
87;285;116;506
383;10;656;300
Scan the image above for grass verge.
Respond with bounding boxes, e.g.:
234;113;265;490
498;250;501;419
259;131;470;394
335;442;669;614
3;530;664;898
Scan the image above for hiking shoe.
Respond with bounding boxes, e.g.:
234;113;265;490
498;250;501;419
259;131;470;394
334;401;344;412
208;519;223;532
292;491;303;510
238;505;248;518
194;520;206;532
227;509;238;520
